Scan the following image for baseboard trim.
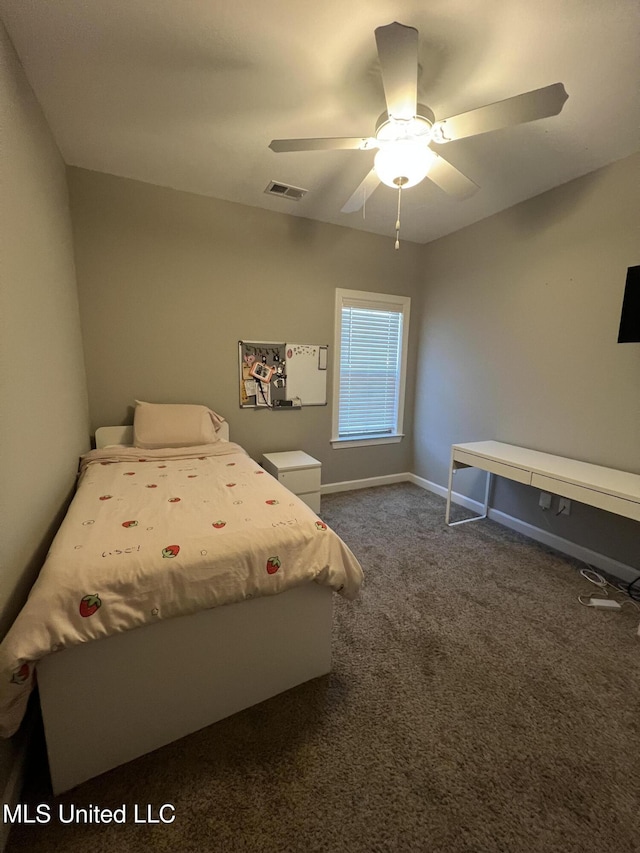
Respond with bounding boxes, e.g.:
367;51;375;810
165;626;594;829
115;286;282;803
321;472;637;583
487;509;639;583
409;474;479;511
321;472;412;494
408;474;639;584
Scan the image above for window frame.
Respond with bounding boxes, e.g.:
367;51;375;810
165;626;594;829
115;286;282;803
331;288;411;449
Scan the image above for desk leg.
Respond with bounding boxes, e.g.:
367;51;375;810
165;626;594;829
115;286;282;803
483;471;492;517
445;452;455;525
446;467;492;527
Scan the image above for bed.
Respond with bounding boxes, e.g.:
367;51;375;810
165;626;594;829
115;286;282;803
0;403;363;793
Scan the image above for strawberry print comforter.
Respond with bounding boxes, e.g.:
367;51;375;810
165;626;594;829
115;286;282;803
0;441;363;737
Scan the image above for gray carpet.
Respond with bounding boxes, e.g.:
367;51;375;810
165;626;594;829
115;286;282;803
8;484;640;853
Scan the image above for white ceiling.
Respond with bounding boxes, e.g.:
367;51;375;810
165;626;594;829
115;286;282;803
2;0;639;244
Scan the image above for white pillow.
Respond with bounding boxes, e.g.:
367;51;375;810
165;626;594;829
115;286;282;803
133;401;223;449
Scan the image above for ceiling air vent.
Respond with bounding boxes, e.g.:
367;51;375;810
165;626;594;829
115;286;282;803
265;181;308;201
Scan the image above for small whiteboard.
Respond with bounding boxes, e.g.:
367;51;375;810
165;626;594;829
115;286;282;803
285;343;327;406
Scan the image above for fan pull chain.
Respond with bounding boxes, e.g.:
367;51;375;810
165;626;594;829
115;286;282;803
395;183;402;250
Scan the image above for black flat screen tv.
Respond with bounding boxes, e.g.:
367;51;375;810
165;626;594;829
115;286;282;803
618;265;640;343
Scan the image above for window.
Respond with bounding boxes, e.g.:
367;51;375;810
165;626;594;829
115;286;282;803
332;289;410;448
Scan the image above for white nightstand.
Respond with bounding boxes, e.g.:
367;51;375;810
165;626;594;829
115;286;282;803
262;451;321;513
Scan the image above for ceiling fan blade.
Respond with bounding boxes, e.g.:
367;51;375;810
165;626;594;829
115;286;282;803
374;22;418;121
426;153;479;199
433;83;569;143
269;137;373;153
341;168;381;213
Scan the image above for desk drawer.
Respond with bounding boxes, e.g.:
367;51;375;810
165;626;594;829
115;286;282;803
279;467;321;495
453;450;532;485
531;473;640;522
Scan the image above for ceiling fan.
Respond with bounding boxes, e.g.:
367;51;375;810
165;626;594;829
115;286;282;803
269;22;568;245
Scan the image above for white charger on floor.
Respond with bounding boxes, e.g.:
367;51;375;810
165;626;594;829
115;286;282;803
588;598;621;610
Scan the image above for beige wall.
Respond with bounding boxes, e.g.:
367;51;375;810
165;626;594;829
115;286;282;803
0;19;89;808
68;168;422;484
413;152;640;568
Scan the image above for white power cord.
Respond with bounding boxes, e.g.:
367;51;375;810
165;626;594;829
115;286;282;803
577;566;640;632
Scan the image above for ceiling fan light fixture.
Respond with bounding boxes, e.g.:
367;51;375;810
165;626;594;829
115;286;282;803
268;22;568;241
375;111;434;143
430;122;450;144
374;141;436;189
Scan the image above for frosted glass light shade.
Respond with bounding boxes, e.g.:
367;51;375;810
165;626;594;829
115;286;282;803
374;141;436;188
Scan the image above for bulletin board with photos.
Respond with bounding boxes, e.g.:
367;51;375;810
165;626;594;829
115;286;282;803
238;340;328;408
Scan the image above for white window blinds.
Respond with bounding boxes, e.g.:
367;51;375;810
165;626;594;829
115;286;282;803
338;297;404;438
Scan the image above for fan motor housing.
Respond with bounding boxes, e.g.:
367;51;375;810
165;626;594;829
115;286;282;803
375;104;435;142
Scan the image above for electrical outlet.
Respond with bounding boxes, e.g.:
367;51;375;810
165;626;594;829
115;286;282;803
558;497;571;516
538;491;552;510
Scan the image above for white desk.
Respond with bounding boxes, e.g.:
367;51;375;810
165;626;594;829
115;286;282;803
445;441;640;526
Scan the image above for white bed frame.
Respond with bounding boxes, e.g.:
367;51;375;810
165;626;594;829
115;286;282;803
94;422;231;446
37;424;333;794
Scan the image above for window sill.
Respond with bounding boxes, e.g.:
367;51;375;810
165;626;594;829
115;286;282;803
331;434;404;449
